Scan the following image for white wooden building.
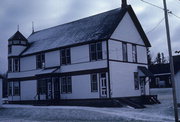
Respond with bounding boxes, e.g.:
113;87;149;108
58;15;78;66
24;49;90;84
7;2;153;105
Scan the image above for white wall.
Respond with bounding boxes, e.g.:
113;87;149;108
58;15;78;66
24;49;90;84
0;79;2;106
61;74;99;99
109;61;148;97
108;40;122;60
21;80;37;101
21;55;36;71
137;46;147;64
9;45;26;56
60;60;107;73
111;12;144;45
45;51;60;67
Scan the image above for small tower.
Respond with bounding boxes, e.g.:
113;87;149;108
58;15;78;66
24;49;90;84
8;31;28;72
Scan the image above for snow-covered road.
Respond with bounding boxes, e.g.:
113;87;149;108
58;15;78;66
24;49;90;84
0;88;176;122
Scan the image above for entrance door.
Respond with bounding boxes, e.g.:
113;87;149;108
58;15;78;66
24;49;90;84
47;78;52;100
53;77;60;100
140;78;146;95
100;73;107;98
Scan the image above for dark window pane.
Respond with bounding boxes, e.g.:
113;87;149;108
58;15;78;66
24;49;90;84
14;58;19;72
134;72;139;90
132;45;137;62
91;74;98;92
13;82;20;96
122;43;128;61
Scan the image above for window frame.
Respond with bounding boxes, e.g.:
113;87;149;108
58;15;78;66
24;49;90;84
13;58;19;72
8;82;12;96
134;72;139;90
90;42;103;61
13;81;20;96
36;53;45;69
8;46;12;54
60;48;71;65
91;74;98;92
122;42;128;62
61;76;72;94
8;58;13;72
132;44;137;63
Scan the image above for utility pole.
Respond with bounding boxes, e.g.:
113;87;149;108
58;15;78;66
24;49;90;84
163;0;179;121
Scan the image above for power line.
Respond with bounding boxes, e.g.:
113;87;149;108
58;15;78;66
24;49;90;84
140;0;164;10
146;17;165;34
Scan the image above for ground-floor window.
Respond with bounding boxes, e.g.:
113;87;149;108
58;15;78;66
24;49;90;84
91;74;98;92
61;76;72;94
8;82;12;96
8;81;20;96
134;72;139;90
13;81;20;96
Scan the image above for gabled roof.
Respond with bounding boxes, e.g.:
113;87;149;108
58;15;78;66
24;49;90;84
21;5;150;56
8;31;27;41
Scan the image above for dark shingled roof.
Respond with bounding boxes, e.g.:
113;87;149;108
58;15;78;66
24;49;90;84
21;5;150;56
8;31;28;41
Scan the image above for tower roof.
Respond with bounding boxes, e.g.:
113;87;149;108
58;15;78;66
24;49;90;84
8;31;27;41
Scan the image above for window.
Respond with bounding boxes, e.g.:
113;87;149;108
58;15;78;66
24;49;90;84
36;53;45;69
61;48;71;65
90;42;103;61
91;74;98;92
61;76;72;93
13;40;20;44
13;58;19;72
8;46;12;54
13;82;20;96
122;43;128;61
8;59;13;72
134;72;139;90
38;79;47;95
8;82;12;96
132;45;137;62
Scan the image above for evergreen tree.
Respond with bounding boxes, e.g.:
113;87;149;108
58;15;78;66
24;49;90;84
161;53;167;64
147;48;153;66
155;52;162;64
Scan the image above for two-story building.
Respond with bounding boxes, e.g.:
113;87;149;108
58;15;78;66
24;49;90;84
7;2;153;105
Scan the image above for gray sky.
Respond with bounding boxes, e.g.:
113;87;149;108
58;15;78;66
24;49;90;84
0;0;180;73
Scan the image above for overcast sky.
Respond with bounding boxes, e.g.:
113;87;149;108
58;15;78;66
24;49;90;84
0;0;180;73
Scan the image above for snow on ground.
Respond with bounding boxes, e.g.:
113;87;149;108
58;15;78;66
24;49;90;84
0;88;176;122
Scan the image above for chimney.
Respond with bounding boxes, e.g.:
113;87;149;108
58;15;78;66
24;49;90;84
121;0;127;8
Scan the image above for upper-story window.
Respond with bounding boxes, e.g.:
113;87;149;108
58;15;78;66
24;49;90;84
132;45;137;63
8;46;12;54
90;42;102;61
8;58;19;72
61;48;71;65
122;43;128;62
13;58;19;72
36;53;45;69
8;59;13;72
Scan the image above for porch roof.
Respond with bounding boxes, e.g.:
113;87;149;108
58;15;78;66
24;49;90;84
138;66;154;77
